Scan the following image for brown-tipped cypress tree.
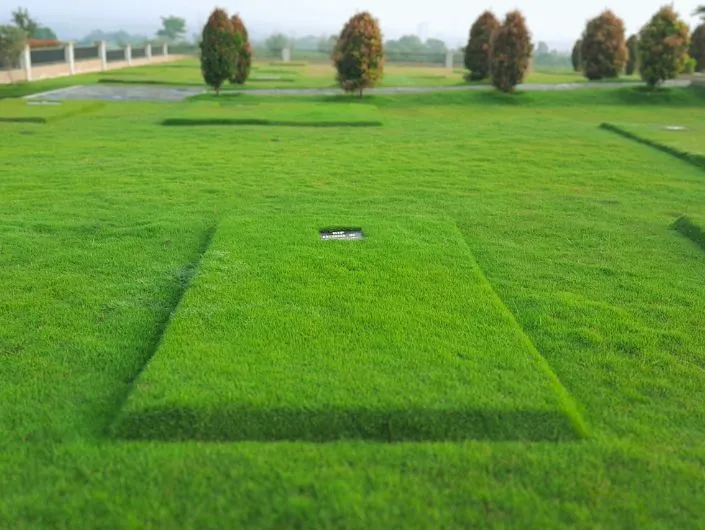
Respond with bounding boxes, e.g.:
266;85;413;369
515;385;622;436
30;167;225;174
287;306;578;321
230;14;252;84
580;10;628;80
333;11;384;97
626;34;639;75
639;6;690;88
464;11;500;80
200;8;240;94
490;11;533;92
571;39;582;72
690;24;705;72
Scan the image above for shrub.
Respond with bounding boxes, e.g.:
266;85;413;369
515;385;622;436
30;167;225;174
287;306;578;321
690;24;705;72
490;11;533;92
333;11;384;97
571;39;582;72
464;11;500;80
639;6;690;88
580;10;628;80
682;54;697;74
626;34;639;75
199;8;241;95
230;14;252;84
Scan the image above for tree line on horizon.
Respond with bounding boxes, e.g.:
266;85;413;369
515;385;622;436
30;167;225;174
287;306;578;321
3;4;705;91
466;5;705;90
199;4;705;96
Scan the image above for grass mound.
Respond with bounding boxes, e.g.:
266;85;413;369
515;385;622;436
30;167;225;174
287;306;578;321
0;100;105;123
113;215;586;442
600;122;705;170
673;215;705;252
166;100;381;127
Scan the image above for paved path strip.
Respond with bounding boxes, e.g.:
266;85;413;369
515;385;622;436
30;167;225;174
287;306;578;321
23;80;692;102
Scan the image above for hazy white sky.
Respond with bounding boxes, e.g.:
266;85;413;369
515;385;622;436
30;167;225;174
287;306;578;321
6;0;705;47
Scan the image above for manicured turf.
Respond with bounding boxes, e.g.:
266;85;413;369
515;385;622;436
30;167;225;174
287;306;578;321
94;60;642;90
2;87;705;528
114;215;586;442
0;58;642;100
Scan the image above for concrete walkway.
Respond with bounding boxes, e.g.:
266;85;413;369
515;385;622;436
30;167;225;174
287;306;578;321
24;79;692;102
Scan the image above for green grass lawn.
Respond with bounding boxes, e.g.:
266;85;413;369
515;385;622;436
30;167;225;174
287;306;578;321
0;58;642;100
2;87;705;528
92;60;640;89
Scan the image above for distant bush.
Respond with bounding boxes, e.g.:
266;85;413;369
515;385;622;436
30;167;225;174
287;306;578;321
571;39;582;71
490;11;533;92
230;15;252;84
682;54;697;74
639;6;690;88
580;10;628;80
464;11;500;80
690;24;705;72
0;25;26;83
333;12;384;96
200;8;241;94
626;34;638;75
533;50;572;71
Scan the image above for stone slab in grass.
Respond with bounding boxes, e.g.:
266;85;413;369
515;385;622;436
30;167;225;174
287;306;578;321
113;215;586;442
23;84;203;102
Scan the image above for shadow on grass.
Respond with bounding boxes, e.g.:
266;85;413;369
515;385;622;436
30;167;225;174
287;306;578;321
161;118;382;128
0;117;47;123
673;216;705;253
600;123;705;171
114;406;583;443
102;223;217;436
249;78;296;83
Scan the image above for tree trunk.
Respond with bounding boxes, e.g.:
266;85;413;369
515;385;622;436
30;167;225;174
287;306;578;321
359;87;363;98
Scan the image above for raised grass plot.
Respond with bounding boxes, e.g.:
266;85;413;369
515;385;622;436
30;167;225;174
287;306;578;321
0;99;104;123
113;216;586;442
601;118;705;160
162;99;381;127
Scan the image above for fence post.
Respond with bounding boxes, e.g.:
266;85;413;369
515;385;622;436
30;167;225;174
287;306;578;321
125;43;133;65
445;50;453;70
99;41;108;71
146;43;152;60
282;47;291;62
65;42;76;75
163;43;169;56
20;43;32;81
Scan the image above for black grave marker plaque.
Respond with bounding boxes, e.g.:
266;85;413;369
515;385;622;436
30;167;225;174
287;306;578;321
319;228;364;240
